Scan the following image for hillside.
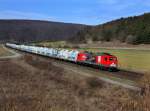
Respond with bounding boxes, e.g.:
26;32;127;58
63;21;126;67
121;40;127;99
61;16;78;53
71;13;150;44
0;20;85;43
1;13;150;45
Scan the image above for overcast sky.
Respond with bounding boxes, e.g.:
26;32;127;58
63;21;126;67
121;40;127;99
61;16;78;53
0;0;150;25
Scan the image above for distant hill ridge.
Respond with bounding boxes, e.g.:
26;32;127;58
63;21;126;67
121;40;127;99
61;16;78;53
0;19;85;43
1;13;150;45
71;13;150;44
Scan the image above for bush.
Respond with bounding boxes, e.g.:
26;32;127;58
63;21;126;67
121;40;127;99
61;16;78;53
120;73;150;111
126;35;137;44
72;45;80;49
86;77;103;88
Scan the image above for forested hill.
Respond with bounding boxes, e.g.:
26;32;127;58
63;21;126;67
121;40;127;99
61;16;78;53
71;13;150;44
0;20;85;43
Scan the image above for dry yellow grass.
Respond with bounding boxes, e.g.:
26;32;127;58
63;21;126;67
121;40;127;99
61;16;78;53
0;55;133;111
119;73;150;111
1;55;149;111
0;45;12;57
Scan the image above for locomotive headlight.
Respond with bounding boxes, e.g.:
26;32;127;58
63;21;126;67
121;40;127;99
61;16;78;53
110;63;116;67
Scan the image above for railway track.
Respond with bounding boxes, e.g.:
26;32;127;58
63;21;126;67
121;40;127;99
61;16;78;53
44;57;142;91
55;59;143;81
49;57;143;82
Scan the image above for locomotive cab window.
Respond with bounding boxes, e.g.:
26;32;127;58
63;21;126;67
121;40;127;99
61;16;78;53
109;57;113;61
104;57;108;61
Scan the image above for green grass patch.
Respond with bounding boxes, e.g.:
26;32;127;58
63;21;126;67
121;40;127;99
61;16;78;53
33;41;67;48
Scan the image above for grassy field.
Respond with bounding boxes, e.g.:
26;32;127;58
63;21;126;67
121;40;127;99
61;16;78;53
33;41;67;48
79;48;150;72
0;44;13;57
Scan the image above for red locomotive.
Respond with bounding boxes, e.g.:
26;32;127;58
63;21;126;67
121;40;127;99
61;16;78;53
76;51;118;71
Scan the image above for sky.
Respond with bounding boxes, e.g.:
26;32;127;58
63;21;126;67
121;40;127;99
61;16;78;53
0;0;150;25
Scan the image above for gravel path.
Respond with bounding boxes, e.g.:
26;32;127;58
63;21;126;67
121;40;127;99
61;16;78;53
0;45;21;59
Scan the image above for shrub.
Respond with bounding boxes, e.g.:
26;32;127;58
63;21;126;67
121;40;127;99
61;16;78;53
120;73;150;111
86;77;103;89
126;35;137;44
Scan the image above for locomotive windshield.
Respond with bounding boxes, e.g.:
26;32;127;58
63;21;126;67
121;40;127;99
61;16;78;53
109;57;117;61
